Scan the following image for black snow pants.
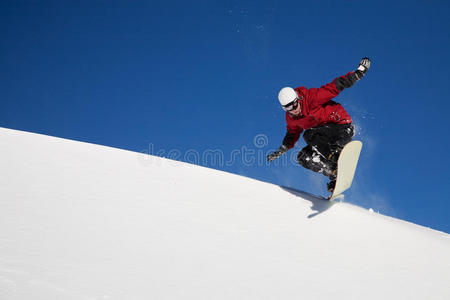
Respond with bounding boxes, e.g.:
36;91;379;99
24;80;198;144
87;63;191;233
297;123;355;177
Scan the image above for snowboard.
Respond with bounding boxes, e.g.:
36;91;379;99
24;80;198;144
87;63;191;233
328;140;363;201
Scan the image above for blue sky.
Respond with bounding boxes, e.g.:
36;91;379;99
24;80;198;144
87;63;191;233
1;0;449;233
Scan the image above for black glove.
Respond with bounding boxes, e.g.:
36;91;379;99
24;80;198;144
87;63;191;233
355;57;371;80
267;145;288;162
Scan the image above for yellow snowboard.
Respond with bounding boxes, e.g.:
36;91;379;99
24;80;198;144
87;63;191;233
329;141;363;201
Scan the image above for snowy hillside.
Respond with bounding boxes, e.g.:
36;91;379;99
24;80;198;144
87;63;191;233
0;127;449;300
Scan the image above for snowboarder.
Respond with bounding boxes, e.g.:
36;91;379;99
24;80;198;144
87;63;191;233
267;58;371;192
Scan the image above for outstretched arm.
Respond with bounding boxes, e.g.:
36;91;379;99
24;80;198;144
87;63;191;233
334;58;371;91
267;127;302;162
310;57;371;107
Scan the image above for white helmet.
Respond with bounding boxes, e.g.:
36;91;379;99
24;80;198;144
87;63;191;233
278;87;299;111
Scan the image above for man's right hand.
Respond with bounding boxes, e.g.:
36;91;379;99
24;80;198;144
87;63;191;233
267;145;288;162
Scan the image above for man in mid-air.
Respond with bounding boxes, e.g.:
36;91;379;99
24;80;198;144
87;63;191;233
267;58;371;192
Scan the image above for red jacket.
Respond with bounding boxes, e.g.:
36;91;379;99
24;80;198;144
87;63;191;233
283;72;354;149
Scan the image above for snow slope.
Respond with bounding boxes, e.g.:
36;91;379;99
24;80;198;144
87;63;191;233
0;127;449;300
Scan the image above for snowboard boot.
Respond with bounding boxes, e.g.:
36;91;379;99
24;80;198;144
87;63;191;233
327;171;337;193
327;146;343;164
327;179;336;193
325;147;341;192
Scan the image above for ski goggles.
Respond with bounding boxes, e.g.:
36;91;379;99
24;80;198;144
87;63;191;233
282;98;299;112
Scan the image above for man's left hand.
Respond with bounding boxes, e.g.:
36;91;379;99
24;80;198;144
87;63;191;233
355;57;371;80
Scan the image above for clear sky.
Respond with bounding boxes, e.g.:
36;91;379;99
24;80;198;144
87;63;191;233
1;0;449;233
